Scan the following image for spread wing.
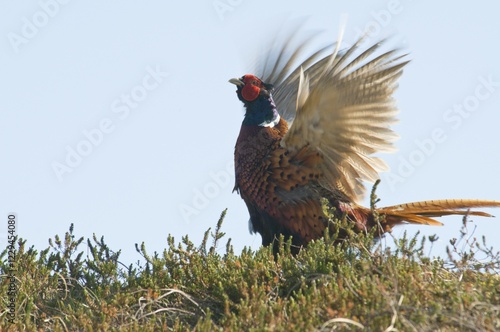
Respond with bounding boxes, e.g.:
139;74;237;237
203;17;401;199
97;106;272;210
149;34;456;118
256;32;408;203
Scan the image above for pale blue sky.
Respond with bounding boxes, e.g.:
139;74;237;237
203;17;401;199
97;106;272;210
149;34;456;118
1;1;499;264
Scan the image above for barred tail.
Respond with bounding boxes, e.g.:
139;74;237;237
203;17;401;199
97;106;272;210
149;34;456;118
378;199;500;227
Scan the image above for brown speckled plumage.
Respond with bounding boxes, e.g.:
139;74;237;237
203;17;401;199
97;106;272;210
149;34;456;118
234;117;326;249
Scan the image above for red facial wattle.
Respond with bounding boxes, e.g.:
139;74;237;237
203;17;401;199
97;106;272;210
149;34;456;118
240;75;262;101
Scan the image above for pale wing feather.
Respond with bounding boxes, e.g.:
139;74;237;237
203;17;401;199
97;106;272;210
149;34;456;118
281;38;409;202
254;24;334;123
296;68;310;110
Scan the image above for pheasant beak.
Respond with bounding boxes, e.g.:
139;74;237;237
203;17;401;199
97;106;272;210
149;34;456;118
228;77;244;87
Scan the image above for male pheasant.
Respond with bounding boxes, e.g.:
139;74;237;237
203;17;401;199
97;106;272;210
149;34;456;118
229;31;500;253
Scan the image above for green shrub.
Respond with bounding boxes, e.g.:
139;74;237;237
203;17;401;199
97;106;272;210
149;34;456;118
1;207;499;331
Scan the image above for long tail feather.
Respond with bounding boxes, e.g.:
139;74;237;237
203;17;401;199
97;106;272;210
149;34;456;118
378;199;500;227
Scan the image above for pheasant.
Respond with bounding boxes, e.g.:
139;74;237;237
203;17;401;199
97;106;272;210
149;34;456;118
229;30;500;254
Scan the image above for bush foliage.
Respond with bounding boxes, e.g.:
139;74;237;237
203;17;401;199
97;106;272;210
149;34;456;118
1;207;500;331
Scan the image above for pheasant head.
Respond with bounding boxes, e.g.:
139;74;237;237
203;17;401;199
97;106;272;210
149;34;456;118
229;75;280;127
